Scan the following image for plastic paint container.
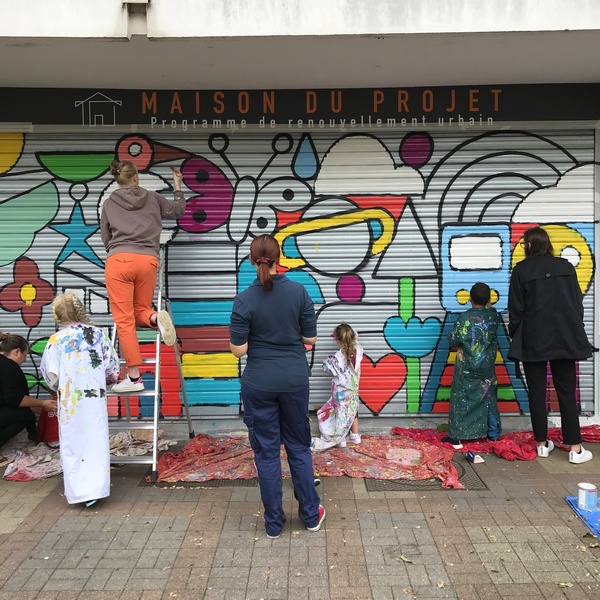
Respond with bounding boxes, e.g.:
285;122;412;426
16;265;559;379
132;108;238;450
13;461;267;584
577;483;598;511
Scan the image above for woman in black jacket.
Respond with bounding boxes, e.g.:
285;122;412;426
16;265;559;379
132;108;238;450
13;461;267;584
508;226;592;464
0;333;57;458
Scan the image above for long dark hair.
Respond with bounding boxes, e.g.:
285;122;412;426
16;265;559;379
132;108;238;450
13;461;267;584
250;234;280;292
523;226;553;258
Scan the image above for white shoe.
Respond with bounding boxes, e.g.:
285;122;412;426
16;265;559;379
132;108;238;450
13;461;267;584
537;440;554;458
156;310;176;346
569;445;593;464
337;439;347;448
348;433;361;444
111;376;144;394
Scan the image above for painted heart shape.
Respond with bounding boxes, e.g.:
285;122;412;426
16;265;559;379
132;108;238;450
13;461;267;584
384;316;441;358
359;353;407;415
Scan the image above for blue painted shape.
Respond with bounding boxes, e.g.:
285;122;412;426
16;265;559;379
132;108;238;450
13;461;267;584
568;222;595;253
170;300;233;326
238;257;257;293
282;236;301;259
421;314;457;412
496;320;529;411
441;223;510;313
51;203;103;267
292;133;318;180
384;316;441;358
285;270;325;303
369;219;383;240
183;378;241;405
139;373;156;417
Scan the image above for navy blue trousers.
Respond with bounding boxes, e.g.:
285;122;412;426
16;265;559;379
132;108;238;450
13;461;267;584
241;382;320;536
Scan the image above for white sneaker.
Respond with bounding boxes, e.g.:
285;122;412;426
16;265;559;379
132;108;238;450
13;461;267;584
537;440;555;458
111;376;144;394
156;310;176;346
337;439;347;448
569;445;593;464
348;433;361;444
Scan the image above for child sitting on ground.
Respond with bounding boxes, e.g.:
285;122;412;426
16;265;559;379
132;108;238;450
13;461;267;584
442;282;502;449
311;323;363;452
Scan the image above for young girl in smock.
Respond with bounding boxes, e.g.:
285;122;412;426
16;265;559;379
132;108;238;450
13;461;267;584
40;293;120;506
311;323;363;452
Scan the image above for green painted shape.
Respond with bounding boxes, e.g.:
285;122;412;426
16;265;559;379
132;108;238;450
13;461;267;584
405;357;421;413
497;387;516;400
399;278;420;413
24;373;39;390
0;182;59;267
37;153;113;182
399;278;414;322
436;386;516;401
30;338;49;355
436;388;451;400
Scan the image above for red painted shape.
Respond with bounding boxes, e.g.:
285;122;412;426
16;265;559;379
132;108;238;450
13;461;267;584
495;364;510;385
499;401;521;412
151;142;191;164
359;353;407;415
432;401;450;414
440;365;454;387
347;195;407;221
511;222;539;247
177;326;231;353
276;210;303;228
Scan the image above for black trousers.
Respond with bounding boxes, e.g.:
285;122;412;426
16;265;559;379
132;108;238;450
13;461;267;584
522;359;581;445
0;406;36;449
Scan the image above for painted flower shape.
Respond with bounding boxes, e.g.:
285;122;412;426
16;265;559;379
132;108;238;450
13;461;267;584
0;257;54;327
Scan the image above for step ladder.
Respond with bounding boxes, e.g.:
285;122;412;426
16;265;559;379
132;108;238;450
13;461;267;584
107;242;194;483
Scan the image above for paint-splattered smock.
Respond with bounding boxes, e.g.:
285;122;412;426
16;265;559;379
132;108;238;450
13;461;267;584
312;342;363;451
447;307;501;441
40;324;120;504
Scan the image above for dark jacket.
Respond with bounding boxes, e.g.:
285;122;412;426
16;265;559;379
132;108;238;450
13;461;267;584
508;254;592;362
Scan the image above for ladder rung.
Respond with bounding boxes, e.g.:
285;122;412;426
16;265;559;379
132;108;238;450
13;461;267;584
110;455;153;464
118;358;157;365
109;422;156;430
107;389;157;397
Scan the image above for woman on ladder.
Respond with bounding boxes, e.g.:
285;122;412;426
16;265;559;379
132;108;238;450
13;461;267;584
101;161;186;393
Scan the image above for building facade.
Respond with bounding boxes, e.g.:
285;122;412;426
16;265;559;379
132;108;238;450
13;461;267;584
1;1;599;422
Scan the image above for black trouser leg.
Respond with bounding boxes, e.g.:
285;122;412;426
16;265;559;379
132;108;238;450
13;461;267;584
522;361;549;443
549;359;581;445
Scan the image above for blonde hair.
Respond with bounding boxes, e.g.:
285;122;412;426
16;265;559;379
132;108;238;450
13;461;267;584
109;159;138;187
0;332;28;355
52;293;92;327
334;323;357;367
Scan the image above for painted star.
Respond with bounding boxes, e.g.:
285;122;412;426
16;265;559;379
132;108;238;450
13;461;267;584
51;203;104;267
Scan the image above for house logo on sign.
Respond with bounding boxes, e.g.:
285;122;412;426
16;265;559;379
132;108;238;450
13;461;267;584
75;92;123;126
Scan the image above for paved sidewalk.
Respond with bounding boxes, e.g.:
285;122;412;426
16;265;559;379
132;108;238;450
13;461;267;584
0;442;599;600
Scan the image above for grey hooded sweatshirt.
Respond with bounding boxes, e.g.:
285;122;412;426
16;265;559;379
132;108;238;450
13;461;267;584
100;187;185;258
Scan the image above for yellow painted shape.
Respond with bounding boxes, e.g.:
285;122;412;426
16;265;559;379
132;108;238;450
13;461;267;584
275;208;395;269
456;289;469;305
182;352;239;378
0;133;24;173
512;224;593;294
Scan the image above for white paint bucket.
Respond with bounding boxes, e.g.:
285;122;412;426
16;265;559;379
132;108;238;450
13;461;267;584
577;483;598;512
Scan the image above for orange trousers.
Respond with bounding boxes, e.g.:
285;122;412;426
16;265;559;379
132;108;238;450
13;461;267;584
105;252;158;368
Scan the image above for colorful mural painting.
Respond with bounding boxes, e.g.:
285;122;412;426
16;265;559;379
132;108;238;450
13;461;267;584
0;128;595;418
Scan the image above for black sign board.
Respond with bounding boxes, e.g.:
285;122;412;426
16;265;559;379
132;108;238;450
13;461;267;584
1;84;599;127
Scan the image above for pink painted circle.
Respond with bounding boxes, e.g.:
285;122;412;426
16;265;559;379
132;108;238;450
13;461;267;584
336;275;365;302
399;132;433;168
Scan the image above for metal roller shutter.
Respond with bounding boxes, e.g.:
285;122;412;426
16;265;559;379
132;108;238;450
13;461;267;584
0;128;594;419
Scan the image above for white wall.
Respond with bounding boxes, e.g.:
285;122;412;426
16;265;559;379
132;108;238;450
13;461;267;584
1;0;599;39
